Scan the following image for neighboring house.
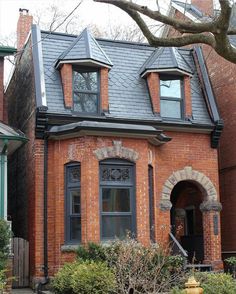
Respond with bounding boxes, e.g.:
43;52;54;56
6;9;223;287
0;46;27;220
166;0;236;263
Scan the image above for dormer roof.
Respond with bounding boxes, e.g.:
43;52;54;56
55;28;113;69
140;47;193;77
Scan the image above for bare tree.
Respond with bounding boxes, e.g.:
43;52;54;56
93;0;236;64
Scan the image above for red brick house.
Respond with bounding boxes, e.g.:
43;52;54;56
6;9;224;287
166;0;236;264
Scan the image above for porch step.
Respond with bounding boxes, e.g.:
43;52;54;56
186;264;212;272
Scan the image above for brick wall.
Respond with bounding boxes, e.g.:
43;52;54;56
17;10;33;51
34;131;221;277
199;46;236;254
100;68;109;112
5;40;37;281
60;64;73;108
147;72;160;114
191;0;213;16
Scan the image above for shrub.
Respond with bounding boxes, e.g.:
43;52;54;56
77;242;106;262
103;238;185;293
0;270;7;291
75;238;186;293
51;262;78;294
0;219;12;270
52;261;116;294
225;256;236;278
195;272;236;294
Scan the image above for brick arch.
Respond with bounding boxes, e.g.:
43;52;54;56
160;166;221;211
93;140;139;162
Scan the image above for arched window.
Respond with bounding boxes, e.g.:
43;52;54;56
65;162;81;243
100;159;136;240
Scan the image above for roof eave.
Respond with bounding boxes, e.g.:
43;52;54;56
141;68;193;78
0;46;16;57
55;59;113;70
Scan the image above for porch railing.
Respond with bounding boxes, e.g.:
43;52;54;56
169;232;188;267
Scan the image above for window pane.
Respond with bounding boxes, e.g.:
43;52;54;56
160;100;181;119
74;92;98;113
71;190;80;214
160;79;181;98
102;216;132;239
68;166;80;183
70;216;81;241
74;71;97;91
102;188;130;212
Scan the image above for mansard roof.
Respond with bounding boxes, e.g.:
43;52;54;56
31;25;220;129
55;28;113;69
140;47;193;77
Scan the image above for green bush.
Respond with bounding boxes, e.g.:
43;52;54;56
52;261;116;294
225;256;236;277
171;272;236;294
73;239;186;293
77;242;106;262
0;219;12;270
51;262;78;294
0;269;7;291
195;272;236;294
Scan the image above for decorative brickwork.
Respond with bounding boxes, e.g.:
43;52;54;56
60;64;73;108
161;166;218;208
94;140;139;161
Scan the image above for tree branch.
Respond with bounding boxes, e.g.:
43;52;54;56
93;0;236;63
94;0;216;33
101;1;216;48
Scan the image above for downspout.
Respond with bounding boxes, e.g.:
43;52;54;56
0;139;8;219
37;136;49;293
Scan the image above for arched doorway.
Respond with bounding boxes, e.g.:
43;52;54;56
170;181;204;263
160;167;223;269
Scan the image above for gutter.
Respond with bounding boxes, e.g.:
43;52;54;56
0;139;7;218
46;120;172;146
37;136;49;293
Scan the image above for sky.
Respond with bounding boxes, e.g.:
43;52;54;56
0;0;220;83
0;0;171;82
0;0;171;43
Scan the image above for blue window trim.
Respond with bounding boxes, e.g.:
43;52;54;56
65;162;81;244
159;75;185;120
72;67;101;115
99;159;136;241
148;165;155;242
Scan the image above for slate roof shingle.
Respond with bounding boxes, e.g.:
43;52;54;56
39;29;213;125
55;28;113;68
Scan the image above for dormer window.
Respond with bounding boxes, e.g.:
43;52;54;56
73;69;99;114
160;77;183;119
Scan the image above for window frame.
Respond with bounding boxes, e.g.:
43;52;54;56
65;162;81;244
159;75;185;120
72;67;101;115
148;165;155;242
99;159;136;241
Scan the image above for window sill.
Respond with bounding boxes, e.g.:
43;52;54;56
61;244;79;252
